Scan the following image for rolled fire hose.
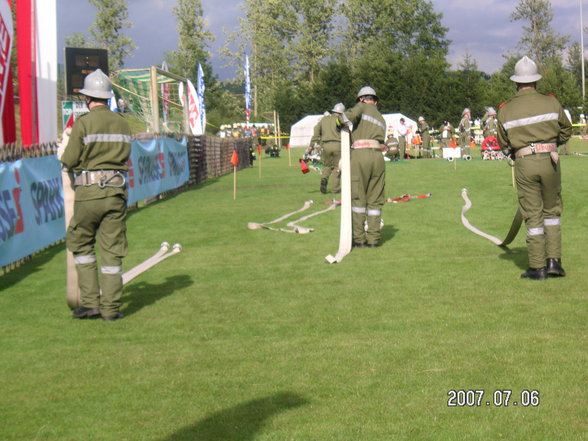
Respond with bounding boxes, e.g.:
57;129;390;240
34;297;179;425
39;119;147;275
460;188;522;247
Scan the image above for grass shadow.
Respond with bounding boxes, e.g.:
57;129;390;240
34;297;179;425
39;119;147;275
498;246;528;270
380;224;399;245
0;242;64;292
159;391;308;441
122;274;193;317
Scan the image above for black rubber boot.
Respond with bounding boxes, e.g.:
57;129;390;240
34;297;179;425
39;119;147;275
72;306;101;319
520;267;547;280
546;258;566;277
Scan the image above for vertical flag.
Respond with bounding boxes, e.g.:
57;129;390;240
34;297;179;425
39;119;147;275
197;62;206;135
15;0;57;145
0;0;15;144
161;61;170;124
179;79;202;135
244;55;251;128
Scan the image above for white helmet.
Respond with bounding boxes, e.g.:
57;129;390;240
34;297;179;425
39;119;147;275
462;108;470;116
331;103;346;114
487;107;496;116
80;69;113;99
510;56;542;83
357;86;378;101
418;116;425;122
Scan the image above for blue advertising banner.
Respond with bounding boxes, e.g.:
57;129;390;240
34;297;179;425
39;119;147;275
0;156;64;267
127;137;189;206
0;137;189;268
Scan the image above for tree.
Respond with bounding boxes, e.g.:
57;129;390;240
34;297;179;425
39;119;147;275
166;0;215;80
291;0;337;83
64;33;87;48
338;0;449;62
510;0;569;68
88;0;136;71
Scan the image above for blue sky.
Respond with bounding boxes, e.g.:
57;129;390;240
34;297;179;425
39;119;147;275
57;0;583;80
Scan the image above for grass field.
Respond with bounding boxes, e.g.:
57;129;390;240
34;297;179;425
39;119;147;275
1;140;587;441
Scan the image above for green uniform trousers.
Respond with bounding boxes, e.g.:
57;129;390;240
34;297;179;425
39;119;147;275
515;153;562;269
351;148;386;245
67;195;128;317
320;141;341;192
398;136;406;159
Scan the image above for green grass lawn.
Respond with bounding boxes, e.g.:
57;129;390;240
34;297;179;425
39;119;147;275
1;141;587;441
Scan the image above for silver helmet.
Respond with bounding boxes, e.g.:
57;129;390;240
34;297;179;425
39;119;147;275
510;56;542;83
80;69;114;99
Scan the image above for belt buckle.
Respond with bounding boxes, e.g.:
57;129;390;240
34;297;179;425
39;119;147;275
98;171;107;188
529;143;536;154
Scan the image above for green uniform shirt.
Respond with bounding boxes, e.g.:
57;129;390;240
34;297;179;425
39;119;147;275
345;102;386;144
310;114;341;145
497;89;572;150
61;105;132;201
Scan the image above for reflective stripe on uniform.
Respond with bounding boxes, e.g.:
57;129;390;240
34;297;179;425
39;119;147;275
544;218;560;226
101;265;122;275
527;227;544;236
361;114;386;130
367;209;381;216
502;113;559;130
83;134;132;145
352;206;366;213
74;254;97;264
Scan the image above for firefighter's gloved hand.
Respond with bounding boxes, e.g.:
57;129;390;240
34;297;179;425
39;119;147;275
57;127;72;161
340;112;353;129
501;147;514;160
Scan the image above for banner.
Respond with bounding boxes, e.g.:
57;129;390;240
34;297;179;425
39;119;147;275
244;55;251;127
126;137;189;206
0;156;64;267
0;138;189;267
197;63;206;135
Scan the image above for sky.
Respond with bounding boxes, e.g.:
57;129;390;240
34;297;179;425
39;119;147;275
56;0;584;81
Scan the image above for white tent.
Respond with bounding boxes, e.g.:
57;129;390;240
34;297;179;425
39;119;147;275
289;113;417;148
289;114;324;148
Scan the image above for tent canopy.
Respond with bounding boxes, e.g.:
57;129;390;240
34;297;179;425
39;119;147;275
289;113;417;148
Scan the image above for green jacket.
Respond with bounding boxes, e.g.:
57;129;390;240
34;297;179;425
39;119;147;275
310;114;341;145
344;102;386;144
497;88;572;150
61;105;132;201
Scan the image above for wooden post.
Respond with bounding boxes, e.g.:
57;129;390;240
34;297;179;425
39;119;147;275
149;66;160;133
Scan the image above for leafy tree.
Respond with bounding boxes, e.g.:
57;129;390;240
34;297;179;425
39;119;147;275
291;0;337;83
166;0;215;80
64;33;87;48
510;0;569;68
88;0;136;71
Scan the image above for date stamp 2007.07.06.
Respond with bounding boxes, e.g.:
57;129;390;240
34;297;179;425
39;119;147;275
447;389;540;407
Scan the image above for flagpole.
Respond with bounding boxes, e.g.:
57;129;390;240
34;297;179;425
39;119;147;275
234;165;237;200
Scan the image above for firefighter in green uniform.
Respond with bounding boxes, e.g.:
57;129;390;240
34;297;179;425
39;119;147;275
459;108;472;154
482;107;498;139
311;103;345;194
497;56;572;280
342;86;387;248
60;69;132;319
417;116;431;158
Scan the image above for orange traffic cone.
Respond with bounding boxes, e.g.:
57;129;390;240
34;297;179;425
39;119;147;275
299;158;310;174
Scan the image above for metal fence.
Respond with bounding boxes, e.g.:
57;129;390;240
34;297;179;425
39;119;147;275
1;134;251;273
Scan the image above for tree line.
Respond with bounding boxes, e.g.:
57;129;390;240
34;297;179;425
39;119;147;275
65;0;585;133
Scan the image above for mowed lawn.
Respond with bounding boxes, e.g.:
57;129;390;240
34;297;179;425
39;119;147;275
1;140;587;441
